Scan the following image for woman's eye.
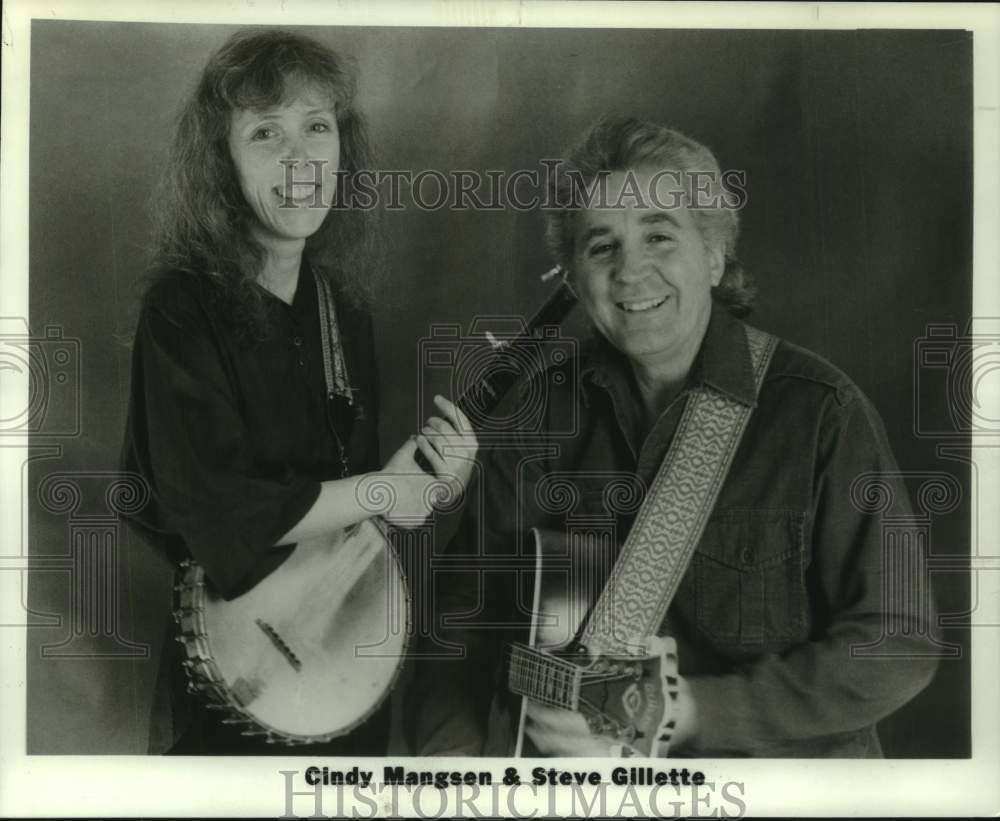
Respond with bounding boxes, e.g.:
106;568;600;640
310;121;332;133
251;127;276;141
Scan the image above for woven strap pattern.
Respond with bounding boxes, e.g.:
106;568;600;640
581;324;778;655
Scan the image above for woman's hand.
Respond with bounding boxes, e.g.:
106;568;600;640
376;395;478;528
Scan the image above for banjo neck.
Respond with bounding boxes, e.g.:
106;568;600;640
452;269;577;422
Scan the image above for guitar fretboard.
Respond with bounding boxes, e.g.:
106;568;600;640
508;643;581;711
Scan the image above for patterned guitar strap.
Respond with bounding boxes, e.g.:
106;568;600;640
579;323;778;755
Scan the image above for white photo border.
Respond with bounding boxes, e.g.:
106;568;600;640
1;0;997;817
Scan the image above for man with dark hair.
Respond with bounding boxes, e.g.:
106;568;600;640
408;117;938;758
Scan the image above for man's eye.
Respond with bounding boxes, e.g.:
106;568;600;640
589;243;616;257
648;233;675;244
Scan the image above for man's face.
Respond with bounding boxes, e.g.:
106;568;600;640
227;86;341;248
570;167;724;370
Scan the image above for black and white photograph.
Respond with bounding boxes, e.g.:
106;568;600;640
1;0;998;817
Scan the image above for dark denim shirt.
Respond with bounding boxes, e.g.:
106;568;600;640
408;304;938;758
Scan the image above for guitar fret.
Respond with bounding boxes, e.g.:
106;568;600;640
509;644;581;710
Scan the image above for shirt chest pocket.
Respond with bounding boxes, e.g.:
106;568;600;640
693;509;808;649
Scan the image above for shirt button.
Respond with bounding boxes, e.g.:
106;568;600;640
293;336;303;347
741;548;755;564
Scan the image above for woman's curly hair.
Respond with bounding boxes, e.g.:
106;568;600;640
150;28;383;339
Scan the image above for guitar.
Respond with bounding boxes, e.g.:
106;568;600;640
175;268;578;743
507;528;681;757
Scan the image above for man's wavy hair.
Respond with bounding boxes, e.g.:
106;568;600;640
546;116;755;317
151;28;382;338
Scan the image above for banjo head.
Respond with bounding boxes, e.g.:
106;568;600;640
176;520;409;743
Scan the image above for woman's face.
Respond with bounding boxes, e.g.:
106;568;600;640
227;85;341;249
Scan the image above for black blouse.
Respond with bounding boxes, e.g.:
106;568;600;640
122;262;381;599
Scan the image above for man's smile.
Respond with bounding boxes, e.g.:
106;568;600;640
615;296;669;313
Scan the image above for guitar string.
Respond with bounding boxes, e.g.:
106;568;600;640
505;653;641;698
504;648;641;678
505;648;676;712
507;665;634;680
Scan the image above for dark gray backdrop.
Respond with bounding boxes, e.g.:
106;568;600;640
24;21;972;756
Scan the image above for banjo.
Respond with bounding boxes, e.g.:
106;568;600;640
174;267;578;744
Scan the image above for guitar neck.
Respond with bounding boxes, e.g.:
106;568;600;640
508;642;581;711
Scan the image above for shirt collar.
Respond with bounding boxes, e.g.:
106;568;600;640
580;302;758;407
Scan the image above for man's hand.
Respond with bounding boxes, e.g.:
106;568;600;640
377;395;478;528
671;674;699;750
524;673;699;757
524;702;616;757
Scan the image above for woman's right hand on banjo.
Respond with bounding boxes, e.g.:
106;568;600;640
378;395;478;528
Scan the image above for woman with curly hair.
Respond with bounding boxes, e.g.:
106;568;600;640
123;28;475;755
